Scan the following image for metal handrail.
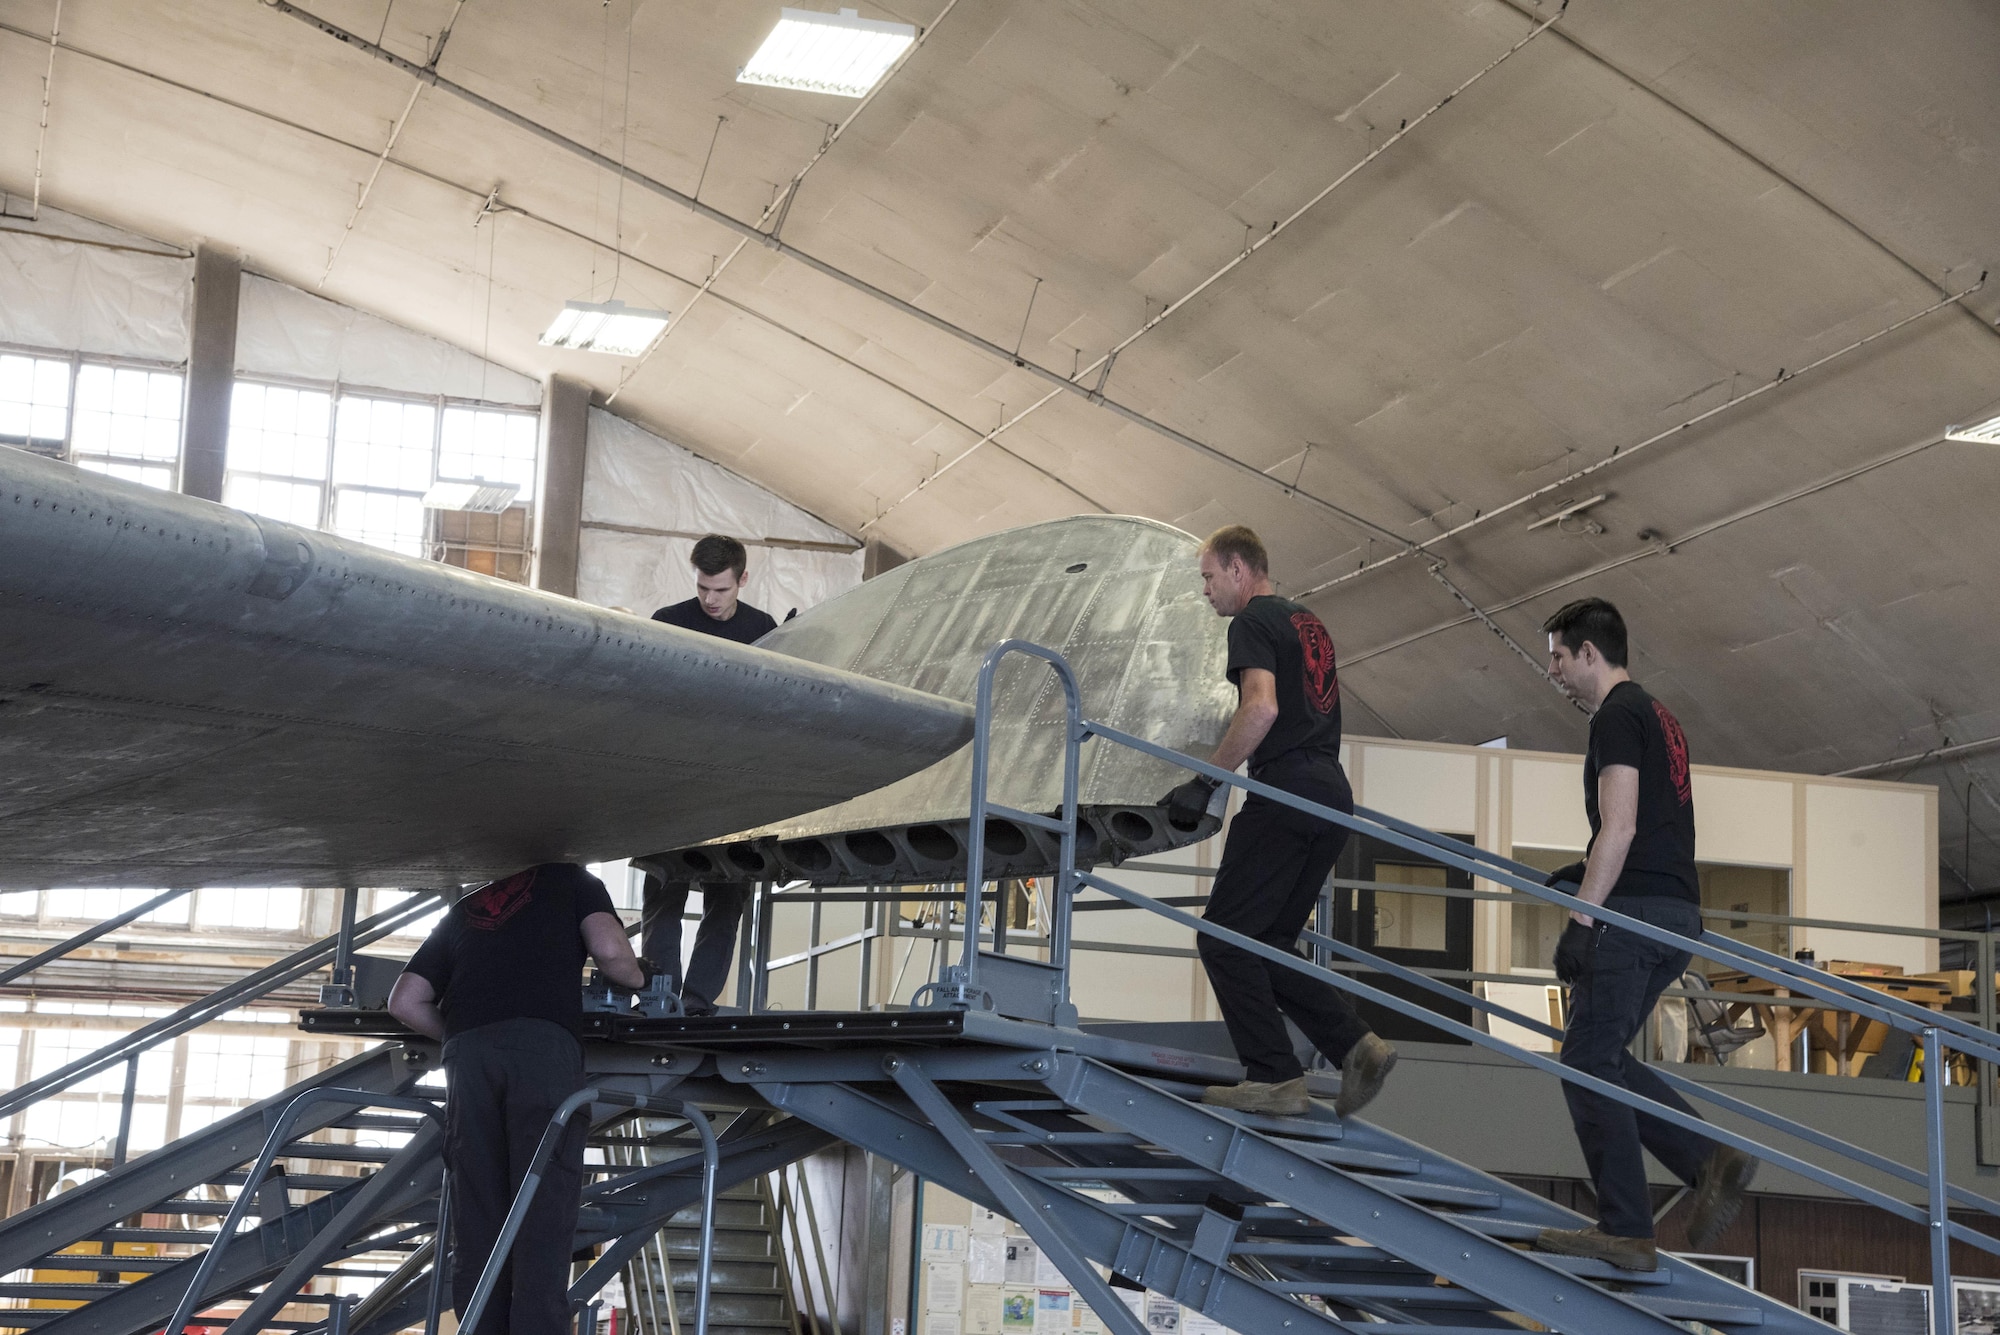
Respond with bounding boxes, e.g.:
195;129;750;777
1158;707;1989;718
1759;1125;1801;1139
0;890;444;1122
0;887;197;985
456;1090;720;1335
164;1087;448;1335
938;639;1084;1014
1090;713;2000;1064
1344;795;2000;1056
937;641;1998;1335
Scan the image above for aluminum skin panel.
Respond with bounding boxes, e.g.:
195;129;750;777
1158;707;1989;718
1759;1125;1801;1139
0;448;972;888
643;515;1234;886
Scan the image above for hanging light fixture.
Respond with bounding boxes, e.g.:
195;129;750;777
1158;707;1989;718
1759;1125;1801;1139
738;7;916;98
538;299;672;357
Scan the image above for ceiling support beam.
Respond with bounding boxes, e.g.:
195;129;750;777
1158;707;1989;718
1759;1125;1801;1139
0;15;1107;521
180;242;240;503
1303;275;1986;597
1332;426;1955;672
862;0;1569;532
263;0;1410;551
533;374;591;597
1836;735;2000;780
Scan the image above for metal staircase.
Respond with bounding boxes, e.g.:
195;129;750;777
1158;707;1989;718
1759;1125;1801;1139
0;1042;833;1335
739;1038;1815;1335
8;636;1997;1335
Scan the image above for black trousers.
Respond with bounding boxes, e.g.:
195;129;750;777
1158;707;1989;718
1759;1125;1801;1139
1559;896;1716;1237
1199;760;1371;1084
640;877;748;1012
443;1018;587;1335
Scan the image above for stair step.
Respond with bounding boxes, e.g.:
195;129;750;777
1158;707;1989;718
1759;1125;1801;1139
278;1141;401;1163
1443;1213;1546;1241
1369;1179;1503;1210
1535;1252;1674;1286
333;1113;432;1132
1264;1141;1422;1174
86;1227;217;1244
1634;1294;1765;1325
29;1253;182;1272
0;1282;125;1299
211;1171;368;1191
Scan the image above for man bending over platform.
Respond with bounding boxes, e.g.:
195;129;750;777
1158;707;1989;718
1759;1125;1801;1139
1159;525;1396;1119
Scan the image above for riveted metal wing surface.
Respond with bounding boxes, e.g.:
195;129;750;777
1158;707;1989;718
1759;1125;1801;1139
0;448;972;889
641;515;1235;887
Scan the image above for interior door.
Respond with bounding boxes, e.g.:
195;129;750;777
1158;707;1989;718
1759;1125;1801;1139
1327;833;1475;1044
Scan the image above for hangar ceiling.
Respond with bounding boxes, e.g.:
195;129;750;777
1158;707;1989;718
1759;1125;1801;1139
3;0;1999;898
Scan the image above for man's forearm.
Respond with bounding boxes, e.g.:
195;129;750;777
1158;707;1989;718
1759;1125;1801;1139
1208;702;1277;775
395;1002;446;1041
1573;829;1634;923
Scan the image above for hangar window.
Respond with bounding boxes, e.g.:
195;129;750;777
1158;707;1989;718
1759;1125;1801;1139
223;378;540;579
224;382;334;527
70;364;185;491
0;349;185;489
0;352;72;453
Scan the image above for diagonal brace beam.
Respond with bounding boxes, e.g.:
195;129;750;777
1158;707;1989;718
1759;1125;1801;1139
889;1056;1151;1335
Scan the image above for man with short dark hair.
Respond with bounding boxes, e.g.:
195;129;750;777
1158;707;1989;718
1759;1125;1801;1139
641;535;777;1011
1158;524;1396;1118
650;534;778;644
387;864;646;1335
1532;596;1753;1271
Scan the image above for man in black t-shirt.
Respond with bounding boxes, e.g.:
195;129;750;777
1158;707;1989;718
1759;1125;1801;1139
641;535;777;1011
649;533;780;645
1156;525;1395;1119
388;864;646;1335
1531;598;1753;1273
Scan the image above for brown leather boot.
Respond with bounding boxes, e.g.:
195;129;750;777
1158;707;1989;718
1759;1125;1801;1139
1335;1033;1398;1117
1200;1077;1310;1116
1686;1144;1758;1249
1533;1225;1660;1272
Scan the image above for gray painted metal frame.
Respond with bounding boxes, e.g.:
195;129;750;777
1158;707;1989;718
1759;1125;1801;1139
906;639;1993;1328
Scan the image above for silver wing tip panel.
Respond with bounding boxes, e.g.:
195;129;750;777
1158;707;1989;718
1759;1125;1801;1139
0;449;970;888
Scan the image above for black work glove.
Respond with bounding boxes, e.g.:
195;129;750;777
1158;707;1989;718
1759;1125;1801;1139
1553;920;1596;986
1545;861;1587;891
1159;776;1221;830
611;959;660;994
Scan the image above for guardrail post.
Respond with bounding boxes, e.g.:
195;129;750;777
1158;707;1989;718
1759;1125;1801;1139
1980;932;1999;1166
1925;1027;1952;1335
321;887;360;1006
932;640;1084;1015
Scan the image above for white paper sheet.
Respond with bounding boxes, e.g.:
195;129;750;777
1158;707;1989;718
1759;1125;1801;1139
927;1262;964;1313
968;1232;1007;1285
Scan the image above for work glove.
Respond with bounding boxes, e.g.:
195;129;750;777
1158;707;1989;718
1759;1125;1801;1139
1553;920;1596;986
1545;861;1587;891
611;959;660;994
1159;776;1222;830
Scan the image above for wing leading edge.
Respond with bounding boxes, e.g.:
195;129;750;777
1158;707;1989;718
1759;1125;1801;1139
0;448;972;888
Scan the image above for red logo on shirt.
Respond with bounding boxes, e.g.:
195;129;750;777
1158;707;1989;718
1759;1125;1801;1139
462;870;535;931
1291;612;1340;715
1653;701;1692;806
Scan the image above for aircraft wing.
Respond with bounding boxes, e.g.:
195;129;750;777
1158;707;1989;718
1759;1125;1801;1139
0;448;972;889
640;515;1236;887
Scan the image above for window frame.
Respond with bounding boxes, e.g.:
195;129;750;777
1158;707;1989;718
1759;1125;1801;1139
0;342;188;481
224;373;542;565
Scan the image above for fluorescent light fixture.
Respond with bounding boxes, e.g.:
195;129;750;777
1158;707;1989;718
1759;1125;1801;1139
422;479;520;512
738;7;916;98
1945;414;2000;445
538;299;671;357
